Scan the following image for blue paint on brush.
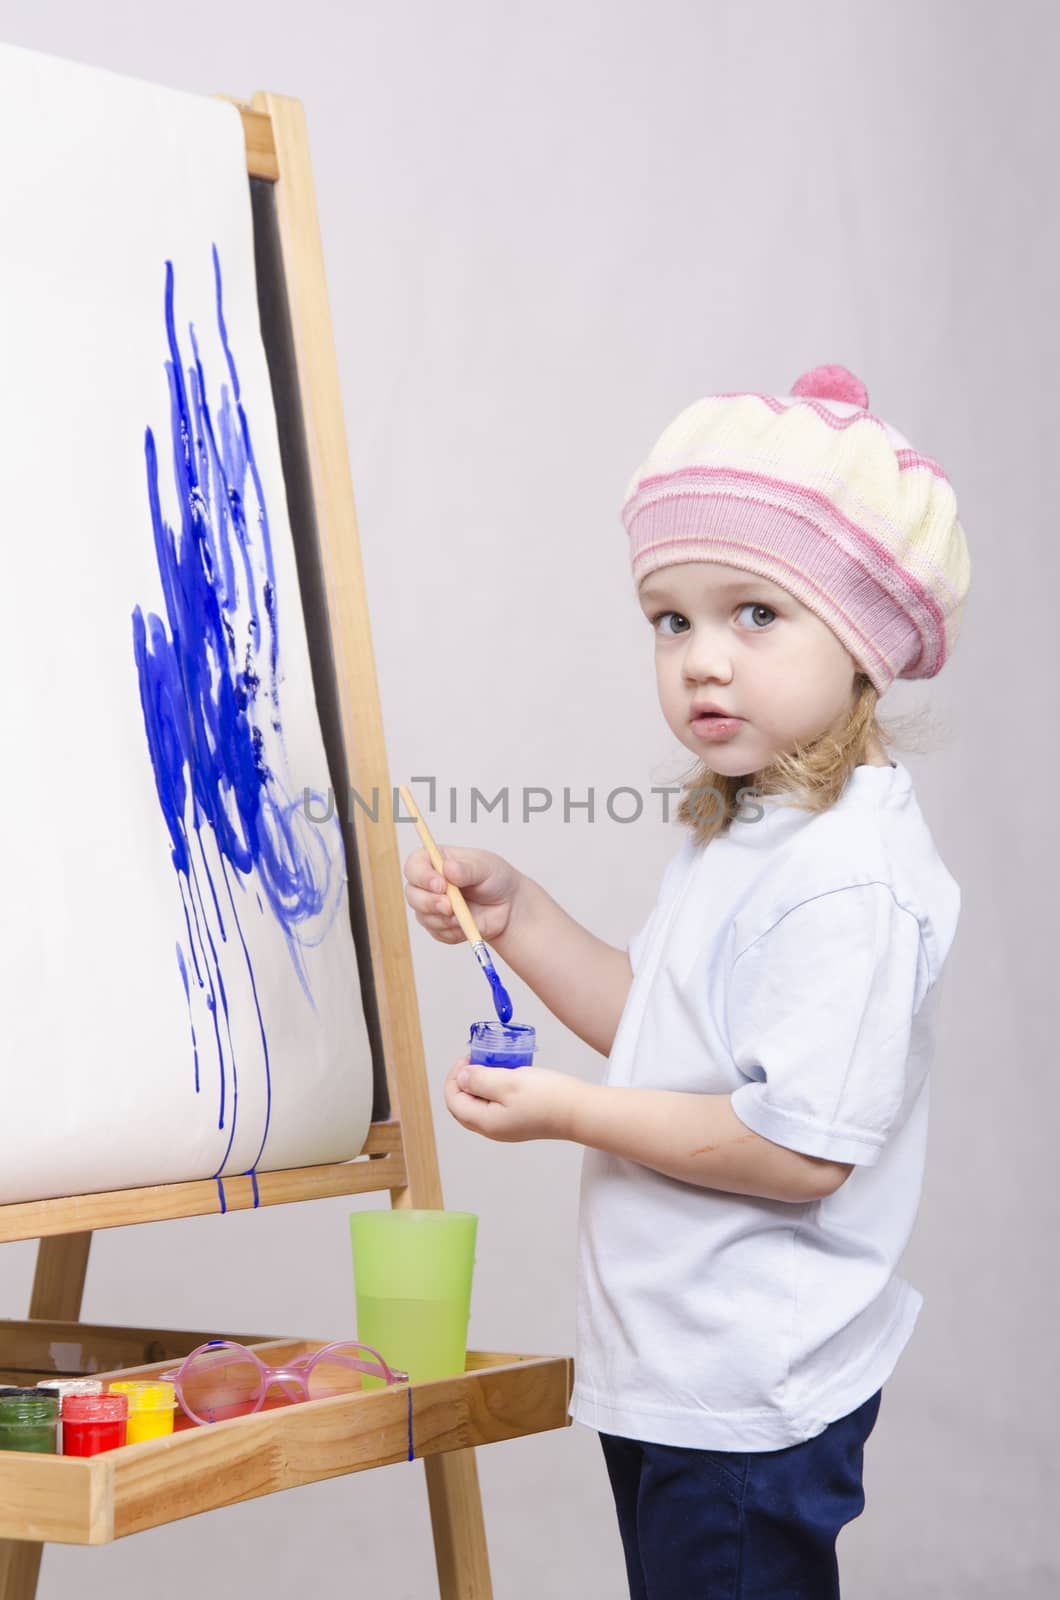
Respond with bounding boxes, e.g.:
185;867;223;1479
473;944;513;1024
132;245;344;1182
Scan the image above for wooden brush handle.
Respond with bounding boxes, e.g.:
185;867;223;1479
398;784;484;947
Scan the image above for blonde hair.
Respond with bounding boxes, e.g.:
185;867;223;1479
675;674;937;847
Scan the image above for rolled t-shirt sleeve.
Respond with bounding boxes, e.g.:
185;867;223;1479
727;884;927;1168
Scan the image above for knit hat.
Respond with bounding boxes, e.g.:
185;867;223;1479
621;364;970;695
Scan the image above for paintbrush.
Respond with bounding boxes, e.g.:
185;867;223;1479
398;783;514;1024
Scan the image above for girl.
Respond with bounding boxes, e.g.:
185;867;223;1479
403;364;970;1598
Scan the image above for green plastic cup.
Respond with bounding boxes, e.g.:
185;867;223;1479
349;1209;478;1386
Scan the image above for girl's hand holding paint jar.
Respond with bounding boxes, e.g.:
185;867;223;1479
444;1055;583;1144
403;845;521;944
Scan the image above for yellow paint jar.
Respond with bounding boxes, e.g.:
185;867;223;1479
107;1380;176;1444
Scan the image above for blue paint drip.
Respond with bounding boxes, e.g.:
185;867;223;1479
244;1169;260;1208
179;886;204;986
175;943;200;1091
179;868;226;1114
216;1178;227;1214
186;840;235;1134
132;246;345;1179
219;855;268;1168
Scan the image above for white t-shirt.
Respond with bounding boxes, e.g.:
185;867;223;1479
569;760;961;1450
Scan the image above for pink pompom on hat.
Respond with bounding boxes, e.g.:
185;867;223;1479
621;364;971;695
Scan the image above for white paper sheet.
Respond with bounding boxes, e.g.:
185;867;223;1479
0;41;375;1204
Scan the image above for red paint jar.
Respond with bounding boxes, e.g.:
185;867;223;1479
61;1392;128;1455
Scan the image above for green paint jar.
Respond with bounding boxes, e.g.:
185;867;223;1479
0;1390;59;1453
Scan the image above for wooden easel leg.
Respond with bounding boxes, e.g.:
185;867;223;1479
0;1232;93;1600
424;1449;493;1599
28;1232;92;1320
0;1546;42;1600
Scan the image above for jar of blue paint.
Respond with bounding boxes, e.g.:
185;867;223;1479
468;1022;536;1068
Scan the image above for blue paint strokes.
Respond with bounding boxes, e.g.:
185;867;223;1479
132;246;344;1179
245;1169;260;1208
216;1178;227;1215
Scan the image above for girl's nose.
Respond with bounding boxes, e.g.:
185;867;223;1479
682;635;733;684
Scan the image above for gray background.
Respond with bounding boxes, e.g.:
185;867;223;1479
0;2;1053;1595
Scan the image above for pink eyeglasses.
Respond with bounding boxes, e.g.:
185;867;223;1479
158;1338;409;1424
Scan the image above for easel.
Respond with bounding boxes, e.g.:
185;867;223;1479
0;90;571;1598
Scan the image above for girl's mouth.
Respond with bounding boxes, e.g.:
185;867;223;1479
690;714;744;741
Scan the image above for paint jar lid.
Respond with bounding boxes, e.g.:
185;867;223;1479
36;1379;104;1399
107;1380;176;1412
467;1022;536;1051
0;1391;59;1424
63;1393;127;1423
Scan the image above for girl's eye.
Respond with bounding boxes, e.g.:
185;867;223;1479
653;611;690;636
652;603;778;635
737;603;777;629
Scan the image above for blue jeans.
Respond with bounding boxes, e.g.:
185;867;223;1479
598;1388;883;1599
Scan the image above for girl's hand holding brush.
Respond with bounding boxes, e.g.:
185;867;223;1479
399;784;517;1025
399;780;522;952
399;783;588;1140
403;841;520;947
401;781;632;1059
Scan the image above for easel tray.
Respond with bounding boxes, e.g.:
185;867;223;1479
0;1334;573;1545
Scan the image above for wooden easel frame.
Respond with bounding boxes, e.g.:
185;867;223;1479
0;91;570;1598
